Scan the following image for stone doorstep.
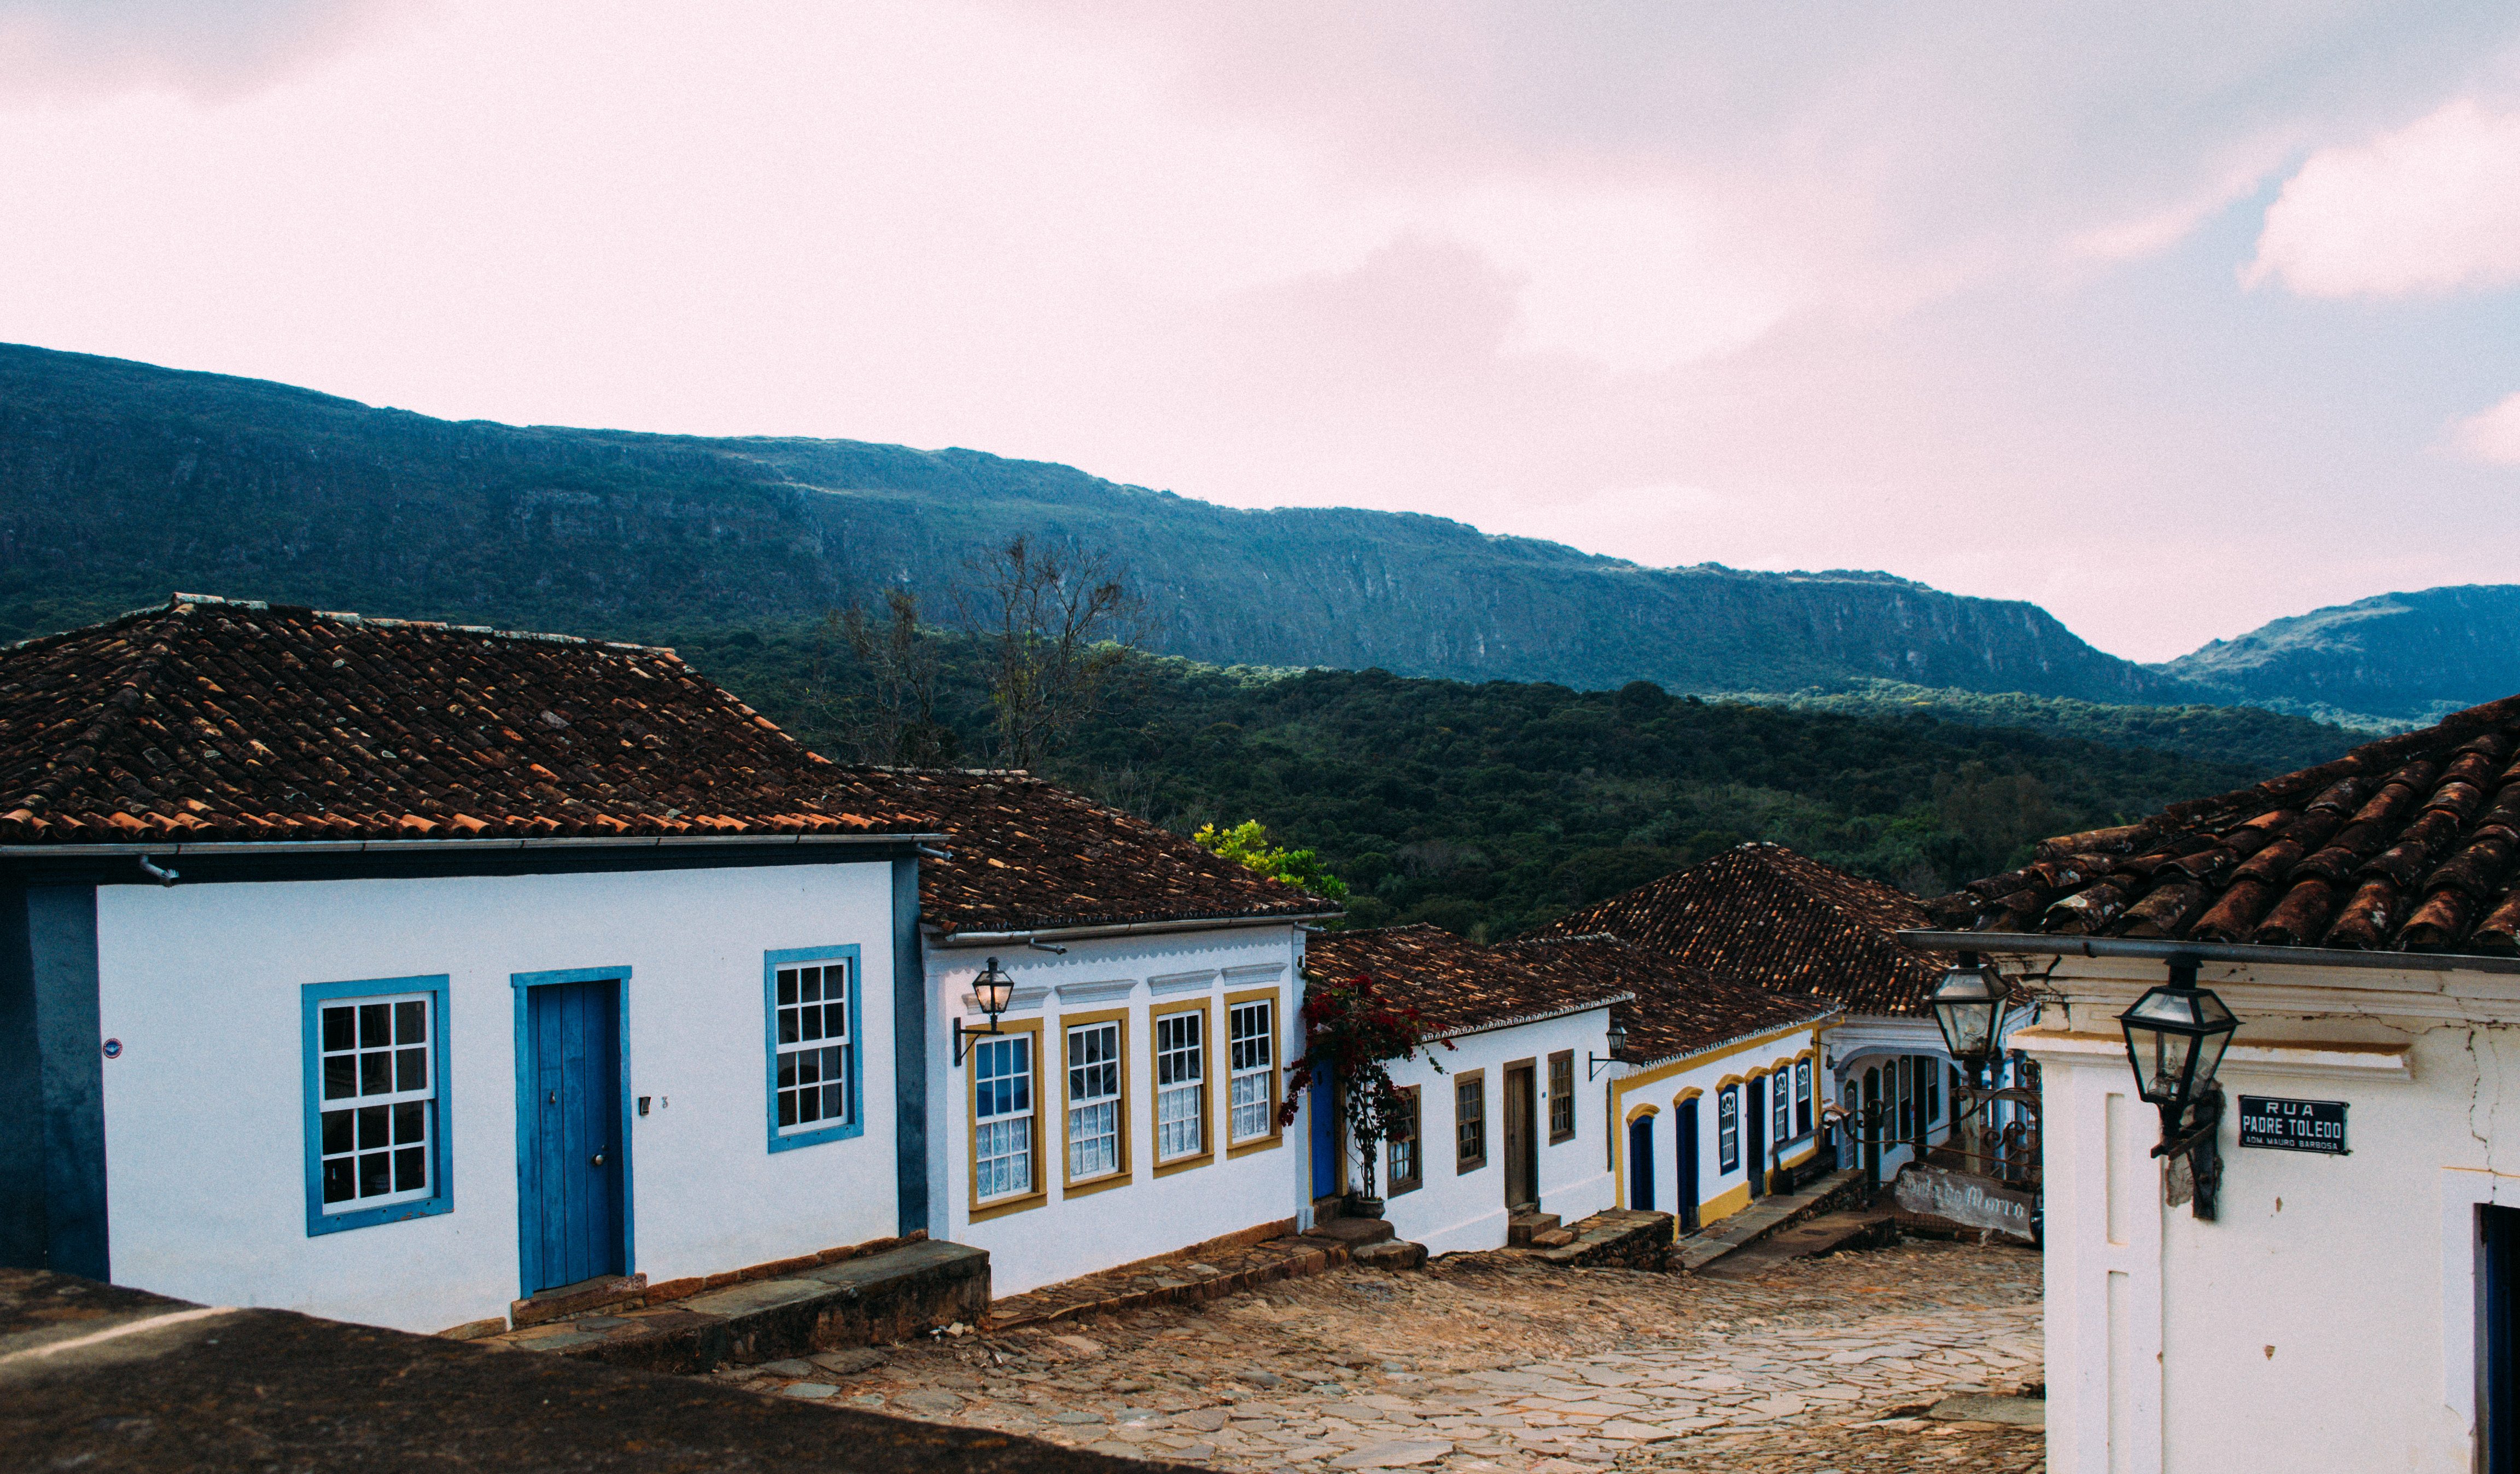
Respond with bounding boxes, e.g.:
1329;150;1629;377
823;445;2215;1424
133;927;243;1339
1506;1211;1562;1248
1674;1168;1868;1273
509;1273;646;1329
486;1239;990;1374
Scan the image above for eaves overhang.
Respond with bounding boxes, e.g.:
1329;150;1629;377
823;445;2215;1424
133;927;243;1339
1898;928;2520;977
926;910;1341;948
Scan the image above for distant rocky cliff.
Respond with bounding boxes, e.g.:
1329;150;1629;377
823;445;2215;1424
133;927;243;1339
0;342;2202;701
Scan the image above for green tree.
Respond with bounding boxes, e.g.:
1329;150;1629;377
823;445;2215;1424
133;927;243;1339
1193;819;1351;903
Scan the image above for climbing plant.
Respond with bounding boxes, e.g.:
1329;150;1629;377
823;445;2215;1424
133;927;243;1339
1279;971;1450;1199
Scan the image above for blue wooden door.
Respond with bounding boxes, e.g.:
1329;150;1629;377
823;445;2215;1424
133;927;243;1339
1309;1072;1339;1200
1628;1114;1655;1211
521;979;625;1294
1746;1074;1768;1199
1675;1096;1701;1232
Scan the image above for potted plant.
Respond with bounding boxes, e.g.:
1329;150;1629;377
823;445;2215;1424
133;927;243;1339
1280;971;1450;1218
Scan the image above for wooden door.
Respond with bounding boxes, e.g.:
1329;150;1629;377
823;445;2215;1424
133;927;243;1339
1675;1096;1701;1232
1503;1064;1538;1210
1746;1074;1767;1199
1627;1114;1655;1211
520;978;626;1294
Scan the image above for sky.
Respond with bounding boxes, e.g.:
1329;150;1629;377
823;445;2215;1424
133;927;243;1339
6;3;2520;662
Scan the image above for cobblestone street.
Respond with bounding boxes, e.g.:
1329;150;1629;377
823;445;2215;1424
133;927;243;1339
701;1237;2044;1472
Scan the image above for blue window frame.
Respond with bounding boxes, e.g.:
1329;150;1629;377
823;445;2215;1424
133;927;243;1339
765;945;864;1152
301;974;453;1236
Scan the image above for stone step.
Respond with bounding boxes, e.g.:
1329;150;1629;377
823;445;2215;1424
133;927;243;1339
509;1273;645;1329
1695;1209;1898;1281
1300;1215;1396;1250
1505;1210;1562;1248
1675;1168;1869;1273
988;1221;1343;1332
1350;1239;1427;1270
1524;1209;1674;1269
488;1238;989;1374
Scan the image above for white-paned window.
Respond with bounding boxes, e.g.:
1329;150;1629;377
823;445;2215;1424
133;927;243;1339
1774;1069;1793;1147
1795;1059;1814;1137
1156;1011;1205;1161
1227;999;1274;1144
973;1034;1034;1202
1067;1020;1123;1180
773;959;851;1132
317;992;437;1210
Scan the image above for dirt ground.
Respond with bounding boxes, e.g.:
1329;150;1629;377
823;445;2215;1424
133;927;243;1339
702;1236;2045;1473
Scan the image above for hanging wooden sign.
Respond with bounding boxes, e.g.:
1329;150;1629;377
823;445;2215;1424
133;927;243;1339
2236;1095;2349;1155
1890;1163;2037;1243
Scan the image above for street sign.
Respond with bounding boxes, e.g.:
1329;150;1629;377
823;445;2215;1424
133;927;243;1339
1890;1163;2037;1243
2236;1095;2349;1155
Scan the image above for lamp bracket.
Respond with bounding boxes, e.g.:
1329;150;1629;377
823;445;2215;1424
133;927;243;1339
1586;1052;1619;1081
953;1016;1005;1067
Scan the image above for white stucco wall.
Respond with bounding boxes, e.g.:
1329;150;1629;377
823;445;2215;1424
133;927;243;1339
96;859;903;1334
926;924;1311;1297
1376;1007;1617;1256
1827;1013;1964;1179
2019;953;2516;1474
1608;1021;1827;1227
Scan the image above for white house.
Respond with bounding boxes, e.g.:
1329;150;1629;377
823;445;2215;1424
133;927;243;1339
1508;935;1840;1232
1916;694;2520;1472
1303;925;1629;1255
858;768;1338;1297
1541;842;1969;1181
0;595;941;1335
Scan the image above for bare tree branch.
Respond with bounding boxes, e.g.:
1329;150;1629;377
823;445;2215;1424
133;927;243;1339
955;535;1151;771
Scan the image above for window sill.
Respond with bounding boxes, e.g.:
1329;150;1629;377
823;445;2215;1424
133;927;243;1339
1227;1133;1282;1160
1455;1157;1488;1176
1548;1131;1577;1146
307;1192;452;1237
768;1119;865;1153
1152;1150;1215;1178
1387;1179;1422;1198
1062;1169;1134;1199
969;1189;1049;1223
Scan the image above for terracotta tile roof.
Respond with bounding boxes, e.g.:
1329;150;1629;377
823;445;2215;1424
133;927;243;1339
1926;691;2520;956
820;767;1340;938
1531;843;1950;1017
0;595;926;845
1497;935;1839;1067
1303;924;1633;1040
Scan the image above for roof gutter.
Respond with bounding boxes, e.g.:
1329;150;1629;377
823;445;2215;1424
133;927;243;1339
929;911;1342;948
0;831;944;859
1898;928;2520;977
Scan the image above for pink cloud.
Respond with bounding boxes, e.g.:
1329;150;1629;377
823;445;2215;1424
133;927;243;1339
2248;98;2520;297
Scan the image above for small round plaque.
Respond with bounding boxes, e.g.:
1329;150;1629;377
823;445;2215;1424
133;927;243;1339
101;1038;122;1059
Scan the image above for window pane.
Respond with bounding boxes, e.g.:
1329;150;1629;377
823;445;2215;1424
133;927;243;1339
322;1108;353;1155
778;1010;799;1045
323;1006;354;1052
358;1105;390;1150
800;969;821;1005
323;1158;356;1203
393;1146;428;1193
778;1092;797;1127
360;1051;390;1096
393;1100;425;1145
778;969;797;1005
359;1150;392;1198
394;1000;425;1045
396;1047;428;1092
824;1002;848;1040
323;1056;357;1100
821;1082;843;1121
359;1003;391;1048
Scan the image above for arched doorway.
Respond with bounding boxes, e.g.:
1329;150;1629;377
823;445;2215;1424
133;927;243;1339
1628;1113;1656;1212
1746;1074;1768;1200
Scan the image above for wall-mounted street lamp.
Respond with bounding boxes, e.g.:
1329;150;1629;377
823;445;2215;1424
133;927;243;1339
2118;956;2240;1220
1930;951;2010;1087
953;957;1016;1067
1587;1018;1629;1081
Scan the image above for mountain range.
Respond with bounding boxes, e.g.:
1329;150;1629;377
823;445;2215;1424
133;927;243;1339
0;341;2499;726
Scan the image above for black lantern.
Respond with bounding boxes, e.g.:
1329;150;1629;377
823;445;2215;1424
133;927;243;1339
2118;958;2240;1219
954;957;1016;1065
1588;1016;1630;1080
1930;951;2008;1081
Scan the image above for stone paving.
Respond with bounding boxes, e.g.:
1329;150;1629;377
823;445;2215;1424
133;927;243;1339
695;1235;2044;1473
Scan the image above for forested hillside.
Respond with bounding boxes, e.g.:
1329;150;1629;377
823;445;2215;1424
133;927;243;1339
2155;584;2520;726
0;342;2197;701
674;627;2350;941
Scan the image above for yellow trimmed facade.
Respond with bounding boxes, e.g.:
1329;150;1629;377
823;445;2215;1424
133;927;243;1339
1607;1018;1831;1231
